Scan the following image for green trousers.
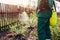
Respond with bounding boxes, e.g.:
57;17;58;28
37;17;51;40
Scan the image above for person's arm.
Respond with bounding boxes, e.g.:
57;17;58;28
53;0;56;11
37;0;41;13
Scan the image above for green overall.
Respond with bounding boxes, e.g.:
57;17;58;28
36;0;54;40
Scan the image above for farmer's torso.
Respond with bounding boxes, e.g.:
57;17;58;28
36;0;54;18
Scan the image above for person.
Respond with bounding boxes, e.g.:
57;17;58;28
36;0;56;40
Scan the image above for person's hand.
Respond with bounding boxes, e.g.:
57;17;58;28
38;9;40;12
37;9;41;13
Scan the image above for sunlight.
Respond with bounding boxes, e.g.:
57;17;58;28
0;0;38;7
0;0;28;7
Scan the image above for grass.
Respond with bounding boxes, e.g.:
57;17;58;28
0;11;60;40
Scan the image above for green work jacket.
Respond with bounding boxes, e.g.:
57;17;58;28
36;0;54;18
